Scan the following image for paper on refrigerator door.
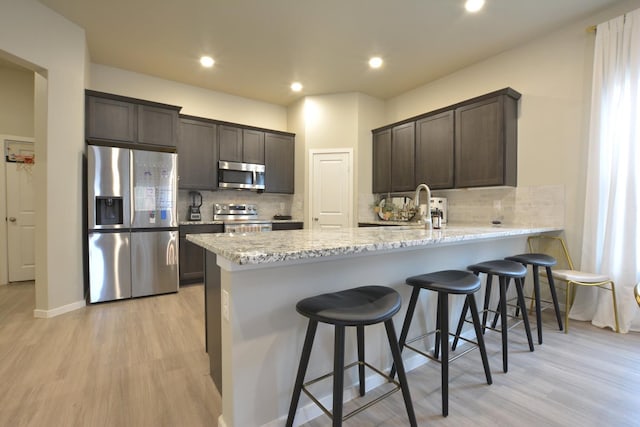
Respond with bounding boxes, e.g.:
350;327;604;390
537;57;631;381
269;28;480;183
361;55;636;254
157;186;173;209
134;186;156;211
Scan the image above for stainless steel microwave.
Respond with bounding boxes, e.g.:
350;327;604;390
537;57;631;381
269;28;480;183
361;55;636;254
218;161;265;191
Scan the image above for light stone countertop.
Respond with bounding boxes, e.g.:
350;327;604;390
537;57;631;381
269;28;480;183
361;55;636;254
186;223;562;266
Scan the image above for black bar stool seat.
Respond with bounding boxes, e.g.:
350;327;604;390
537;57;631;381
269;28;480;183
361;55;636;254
505;253;563;344
286;285;417;427
452;260;534;373
393;270;492;417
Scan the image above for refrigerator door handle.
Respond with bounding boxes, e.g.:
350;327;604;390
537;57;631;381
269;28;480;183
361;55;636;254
130;149;136;226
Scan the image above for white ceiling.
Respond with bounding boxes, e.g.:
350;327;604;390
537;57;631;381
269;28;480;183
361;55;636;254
31;0;622;106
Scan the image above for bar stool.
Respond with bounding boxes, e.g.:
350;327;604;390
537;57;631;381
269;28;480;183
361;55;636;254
286;285;417;427
391;270;492;417
452;260;534;373
504;253;563;344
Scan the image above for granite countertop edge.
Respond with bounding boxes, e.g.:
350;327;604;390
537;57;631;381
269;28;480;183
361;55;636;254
186;224;562;266
179;219;303;226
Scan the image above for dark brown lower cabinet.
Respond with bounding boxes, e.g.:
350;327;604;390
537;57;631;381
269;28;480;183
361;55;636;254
179;224;223;285
271;222;303;231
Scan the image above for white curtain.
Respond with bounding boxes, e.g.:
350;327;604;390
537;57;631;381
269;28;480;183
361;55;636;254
572;8;640;333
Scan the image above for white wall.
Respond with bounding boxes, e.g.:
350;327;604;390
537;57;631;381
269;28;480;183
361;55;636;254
0;0;87;314
355;93;385;221
384;0;640;262
90;64;287;131
0;66;34;137
0;65;34;286
288;93;378;225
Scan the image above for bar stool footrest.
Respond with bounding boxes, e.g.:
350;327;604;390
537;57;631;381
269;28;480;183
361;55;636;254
301;360;401;422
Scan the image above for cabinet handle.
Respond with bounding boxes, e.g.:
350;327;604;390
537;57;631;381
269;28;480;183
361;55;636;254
9;217;17;222
313;217;319;221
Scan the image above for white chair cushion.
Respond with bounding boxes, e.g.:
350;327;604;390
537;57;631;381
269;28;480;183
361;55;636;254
552;269;610;283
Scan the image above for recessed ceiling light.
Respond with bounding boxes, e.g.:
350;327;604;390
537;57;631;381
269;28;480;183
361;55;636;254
200;56;215;67
465;0;485;13
369;57;383;69
291;82;303;92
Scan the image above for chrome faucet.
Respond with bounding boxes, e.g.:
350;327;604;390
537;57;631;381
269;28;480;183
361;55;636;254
414;183;432;229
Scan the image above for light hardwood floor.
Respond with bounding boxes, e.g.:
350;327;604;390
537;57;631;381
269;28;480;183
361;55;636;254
1;282;638;427
0;282;220;427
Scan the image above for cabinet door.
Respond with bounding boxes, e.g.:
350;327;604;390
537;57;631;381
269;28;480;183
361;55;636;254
178;118;217;190
179;236;205;283
218;125;243;162
179;224;223;284
86;96;137;142
242;129;265;164
391;122;415;192
372;129;391;193
138;105;179;147
416;111;454;189
264;133;294;193
455;95;515;187
271;222;303;231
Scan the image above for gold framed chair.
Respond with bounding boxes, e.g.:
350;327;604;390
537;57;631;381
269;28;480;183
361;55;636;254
527;235;620;333
635;283;640;307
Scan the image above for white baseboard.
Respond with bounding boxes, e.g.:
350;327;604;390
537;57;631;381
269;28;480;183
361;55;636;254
33;299;86;318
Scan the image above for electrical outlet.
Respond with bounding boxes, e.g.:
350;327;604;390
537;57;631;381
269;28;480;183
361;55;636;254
222;289;230;322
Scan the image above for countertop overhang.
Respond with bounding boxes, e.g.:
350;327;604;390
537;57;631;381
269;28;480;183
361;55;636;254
187;224;562;267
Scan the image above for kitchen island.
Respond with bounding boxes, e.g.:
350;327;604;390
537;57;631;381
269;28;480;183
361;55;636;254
187;224;561;427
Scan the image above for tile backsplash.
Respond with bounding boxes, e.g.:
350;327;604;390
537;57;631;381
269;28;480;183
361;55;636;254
178;190;301;221
361;184;564;227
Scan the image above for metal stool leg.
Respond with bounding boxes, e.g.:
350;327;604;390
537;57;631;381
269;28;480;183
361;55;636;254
434;299;441;359
514;278;535;352
438;291;449;417
286;320;318;427
332;325;345;427
390;286;420;379
467;294;492;385
532;265;543;344
481;274;493;333
384;319;418;427
546;267;563;331
498;275;509;372
357;325;365;396
450;297;468;351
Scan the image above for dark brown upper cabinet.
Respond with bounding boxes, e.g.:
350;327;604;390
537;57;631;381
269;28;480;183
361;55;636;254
371;87;520;193
86;96;137;142
372;123;414;193
415;111;454;189
242;129;265;164
264;132;294;194
454;92;518;188
178;117;218;190
218;125;265;164
138;105;179;147
86;91;180;148
390;122;415;192
372;129;392;193
218;125;243;162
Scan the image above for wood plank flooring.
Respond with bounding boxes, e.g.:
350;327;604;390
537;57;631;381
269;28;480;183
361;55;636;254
0;282;219;427
1;282;638;427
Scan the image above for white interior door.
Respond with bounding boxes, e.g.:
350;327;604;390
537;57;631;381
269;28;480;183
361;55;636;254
6;148;36;282
310;150;352;229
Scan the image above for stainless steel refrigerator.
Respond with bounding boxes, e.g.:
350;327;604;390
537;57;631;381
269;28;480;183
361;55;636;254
87;145;178;303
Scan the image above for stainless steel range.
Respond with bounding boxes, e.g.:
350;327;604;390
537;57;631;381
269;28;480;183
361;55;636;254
214;203;272;232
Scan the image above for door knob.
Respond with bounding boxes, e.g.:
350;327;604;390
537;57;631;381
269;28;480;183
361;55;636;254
8;217;16;222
